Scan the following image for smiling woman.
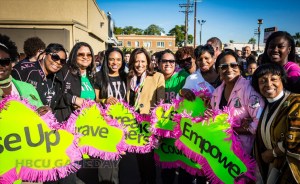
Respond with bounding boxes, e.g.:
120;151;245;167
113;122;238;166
251;63;300;183
211;50;265;155
0;34;43;107
12;43;67;106
261;31;300;93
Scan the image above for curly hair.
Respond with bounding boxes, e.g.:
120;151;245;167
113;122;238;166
175;46;195;63
0;34;18;61
23;37;46;58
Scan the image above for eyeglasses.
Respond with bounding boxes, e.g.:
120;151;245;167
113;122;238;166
48;53;67;65
0;58;12;67
161;59;175;64
218;62;240;70
77;53;92;59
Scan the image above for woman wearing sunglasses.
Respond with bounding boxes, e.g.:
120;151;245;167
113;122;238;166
0;34;43;107
211;50;265;154
53;42;95;122
11;43;67;106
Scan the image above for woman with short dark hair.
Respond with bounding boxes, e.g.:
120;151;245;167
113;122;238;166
211;50;264;155
252;63;300;183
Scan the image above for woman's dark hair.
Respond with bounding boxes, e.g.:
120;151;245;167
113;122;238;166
44;43;67;58
175;46;195;64
194;44;214;59
68;42;95;78
98;47;126;98
128;47;154;79
157;49;175;62
23;37;46;58
215;50;243;73
261;31;296;64
251;63;287;94
0;34;18;61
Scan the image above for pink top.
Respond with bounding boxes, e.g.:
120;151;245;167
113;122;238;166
210;76;265;154
283;61;300;83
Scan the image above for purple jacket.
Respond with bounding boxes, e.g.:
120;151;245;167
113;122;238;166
210;76;265;154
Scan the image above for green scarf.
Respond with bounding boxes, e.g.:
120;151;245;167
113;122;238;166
0;75;13;100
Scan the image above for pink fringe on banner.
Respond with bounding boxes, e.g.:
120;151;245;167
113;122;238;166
104;100;159;153
59;100;128;159
175;110;256;184
0;168;18;184
150;102;181;138
0;96;81;183
154;153;203;176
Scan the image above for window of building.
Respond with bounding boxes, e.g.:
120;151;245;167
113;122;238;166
118;41;123;46
143;41;152;48
169;42;172;46
157;41;165;48
127;41;131;47
135;41;139;47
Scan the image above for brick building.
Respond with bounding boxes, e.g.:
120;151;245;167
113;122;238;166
116;34;177;54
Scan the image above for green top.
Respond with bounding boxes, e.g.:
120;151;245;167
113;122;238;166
80;74;95;100
12;78;43;108
165;69;189;103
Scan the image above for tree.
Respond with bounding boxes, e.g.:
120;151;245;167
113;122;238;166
248;37;256;45
123;26;144;35
229;40;234;43
144;24;165;35
114;27;123;35
293;32;300;47
188;35;194;44
168;25;185;47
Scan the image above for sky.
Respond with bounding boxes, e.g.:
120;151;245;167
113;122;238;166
96;0;300;45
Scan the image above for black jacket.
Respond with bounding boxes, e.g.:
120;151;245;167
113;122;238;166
52;64;95;122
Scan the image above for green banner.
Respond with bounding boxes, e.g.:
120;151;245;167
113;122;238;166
107;102;153;151
0;99;78;182
75;104;124;157
178;116;247;183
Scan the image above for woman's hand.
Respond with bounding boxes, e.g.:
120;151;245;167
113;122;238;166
37;106;52;116
261;149;274;163
105;97;119;105
179;88;196;101
74;97;85;108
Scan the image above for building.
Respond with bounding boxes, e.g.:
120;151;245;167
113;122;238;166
0;0;116;54
116;34;177;54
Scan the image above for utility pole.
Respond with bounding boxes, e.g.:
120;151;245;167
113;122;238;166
193;0;202;48
257;19;263;51
193;0;197;48
179;0;193;47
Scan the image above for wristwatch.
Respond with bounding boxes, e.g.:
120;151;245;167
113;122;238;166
272;149;278;158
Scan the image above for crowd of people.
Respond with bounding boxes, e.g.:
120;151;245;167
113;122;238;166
0;30;299;184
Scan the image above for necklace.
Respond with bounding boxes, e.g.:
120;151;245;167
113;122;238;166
0;82;12;88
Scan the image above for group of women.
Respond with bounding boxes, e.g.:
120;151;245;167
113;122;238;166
0;30;299;184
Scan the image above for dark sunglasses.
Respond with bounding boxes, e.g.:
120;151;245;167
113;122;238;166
178;57;192;64
48;53;67;65
161;59;175;64
0;58;12;67
219;62;240;70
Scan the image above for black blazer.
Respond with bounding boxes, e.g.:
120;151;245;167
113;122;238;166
52;64;94;122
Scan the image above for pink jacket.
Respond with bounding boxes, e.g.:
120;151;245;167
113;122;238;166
210;76;265;154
